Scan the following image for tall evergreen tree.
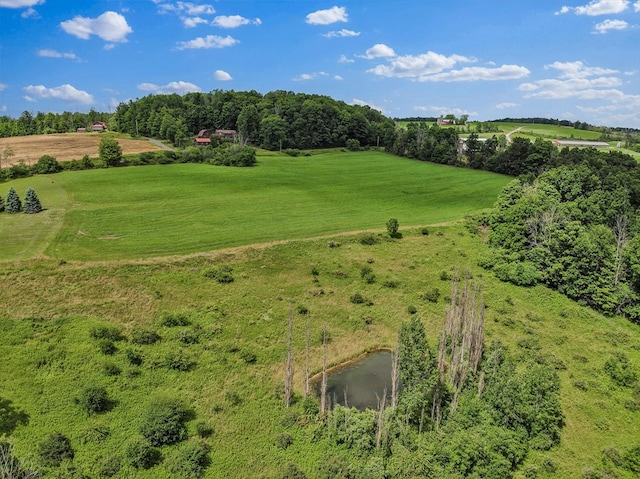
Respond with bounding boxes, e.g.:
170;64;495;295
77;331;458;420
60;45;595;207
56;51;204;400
0;193;4;212
5;187;21;213
23;187;42;214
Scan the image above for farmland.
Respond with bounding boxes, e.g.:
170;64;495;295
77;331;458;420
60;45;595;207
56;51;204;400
1;148;639;478
0;132;163;166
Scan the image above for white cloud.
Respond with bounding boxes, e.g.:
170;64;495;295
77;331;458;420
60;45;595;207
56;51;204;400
414;106;477;117
137;81;201;95
496;102;519;109
635;0;640;11
183;16;208;27
176;35;238;50
417;64;530;82
334;75;344;80
306;6;348;25
21;7;39;18
157;2;215;16
23;84;94;104
545;61;619;78
37;49;79;60
23;95;36;103
0;105;6;112
368;51;472;78
323;29;360;38
0;0;43;7
214;70;232;81
60;11;133;42
338;54;354;63
0;83;7;91
361;43;396;59
352;98;385;113
293;72;329;81
594;18;629;33
212;15;261;28
558;0;629;15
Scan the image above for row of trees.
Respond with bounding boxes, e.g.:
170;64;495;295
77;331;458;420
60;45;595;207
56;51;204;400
481;146;640;320
111;90;397;150
0;109;111;138
0;187;42;214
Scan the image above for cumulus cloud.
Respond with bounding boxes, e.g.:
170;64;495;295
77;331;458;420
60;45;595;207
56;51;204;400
338;54;354;63
368;51;472;78
557;0;629;15
496;102;519;109
156;2;215;16
37;49;79;60
183;16;209;27
23;84;94;104
214;70;233;81
212;15;261;28
21;7;39;18
0;0;43;7
60;11;133;42
176;35;238;50
594;18;629;32
635;0;640;11
545;61;619;78
334;75;344;80
0;83;7;91
361;43;396;59
417;65;530;82
293;72;329;81
137;81;201;95
306;6;348;25
323;29;359;38
415;106;477;117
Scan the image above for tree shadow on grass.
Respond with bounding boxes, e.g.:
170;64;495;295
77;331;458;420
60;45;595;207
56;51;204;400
0;397;29;436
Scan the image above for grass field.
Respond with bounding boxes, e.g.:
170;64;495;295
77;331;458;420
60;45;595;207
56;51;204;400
0;132;163;166
0;150;511;261
0;225;638;478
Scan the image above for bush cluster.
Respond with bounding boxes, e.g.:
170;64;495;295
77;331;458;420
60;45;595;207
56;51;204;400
0;187;42;214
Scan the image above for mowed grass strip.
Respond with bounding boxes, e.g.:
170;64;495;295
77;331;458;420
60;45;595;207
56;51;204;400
3;150;511;261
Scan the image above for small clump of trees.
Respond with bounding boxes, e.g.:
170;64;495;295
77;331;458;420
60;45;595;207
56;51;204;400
0;187;42;214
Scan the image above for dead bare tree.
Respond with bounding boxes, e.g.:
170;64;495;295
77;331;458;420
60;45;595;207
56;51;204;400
304;312;311;397
320;323;328;414
284;302;294;408
375;387;387;450
390;334;400;408
432;272;485;422
613;214;629;288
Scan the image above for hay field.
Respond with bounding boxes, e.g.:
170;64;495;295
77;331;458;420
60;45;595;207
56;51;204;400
0;133;163;166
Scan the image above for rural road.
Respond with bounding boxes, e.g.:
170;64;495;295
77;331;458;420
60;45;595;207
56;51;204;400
505;126;523;143
148;139;175;151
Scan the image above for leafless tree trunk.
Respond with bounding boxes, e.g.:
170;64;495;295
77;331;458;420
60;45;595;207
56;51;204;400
391;334;400;408
304;313;311;397
376;387;387;450
284;302;294;408
320;323;328;414
613;215;629;288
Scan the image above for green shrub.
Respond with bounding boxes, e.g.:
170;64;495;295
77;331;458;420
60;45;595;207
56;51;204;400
38;432;74;467
282;463;307;479
345;139;361;151
297;305;309;315
625;444;640;472
422;287;441;303
604;353;638;387
97;455;121;477
275;433;293;449
98;338;117;355
131;328;161;345
239;350;257;364
165;350;194;371
440;270;452;281
383;280;399;288
174;329;200;345
202;266;234;283
360;234;378;245
140;397;190;446
78;386;110;415
102;362;121;376
81;424;110;444
124;348;144;366
407;305;417;315
225;391;242;406
195;421;213;438
386;218;399;237
165;440;211;479
124;438;161;469
160;312;191;327
421;227;429;236
90;325;123;341
350;293;373;306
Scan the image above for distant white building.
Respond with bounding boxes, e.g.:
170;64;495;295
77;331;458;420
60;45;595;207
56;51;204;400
552;140;610;148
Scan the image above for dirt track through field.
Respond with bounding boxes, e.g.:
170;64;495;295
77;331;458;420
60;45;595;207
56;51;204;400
0;133;163;166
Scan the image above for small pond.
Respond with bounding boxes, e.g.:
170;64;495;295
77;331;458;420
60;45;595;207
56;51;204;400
314;350;398;411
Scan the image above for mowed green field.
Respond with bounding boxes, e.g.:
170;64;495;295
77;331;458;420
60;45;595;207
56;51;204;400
0;150;511;261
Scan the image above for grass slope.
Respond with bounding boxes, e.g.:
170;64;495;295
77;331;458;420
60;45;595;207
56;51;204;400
0;226;638;478
0;150;510;261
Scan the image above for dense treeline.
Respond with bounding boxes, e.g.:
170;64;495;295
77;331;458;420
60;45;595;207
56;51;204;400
111;90;397;150
0;110;111;137
479;145;640;321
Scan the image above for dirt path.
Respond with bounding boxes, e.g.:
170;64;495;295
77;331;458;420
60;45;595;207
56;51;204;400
505;126;523;143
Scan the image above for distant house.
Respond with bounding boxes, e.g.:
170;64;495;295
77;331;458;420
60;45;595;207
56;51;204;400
457;137;488;155
76;127;86;133
552;140;610;148
214;129;237;139
92;121;108;132
437;116;454;126
195;137;211;146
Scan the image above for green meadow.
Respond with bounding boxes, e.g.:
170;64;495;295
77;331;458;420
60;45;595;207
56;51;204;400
0;150;510;261
1;149;638;478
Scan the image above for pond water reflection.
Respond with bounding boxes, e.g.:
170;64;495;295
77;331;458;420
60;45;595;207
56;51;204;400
314;350;397;411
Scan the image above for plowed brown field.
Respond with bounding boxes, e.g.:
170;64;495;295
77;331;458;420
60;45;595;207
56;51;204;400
0;133;163;166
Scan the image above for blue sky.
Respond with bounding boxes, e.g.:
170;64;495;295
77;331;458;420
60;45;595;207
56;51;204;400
1;0;639;128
